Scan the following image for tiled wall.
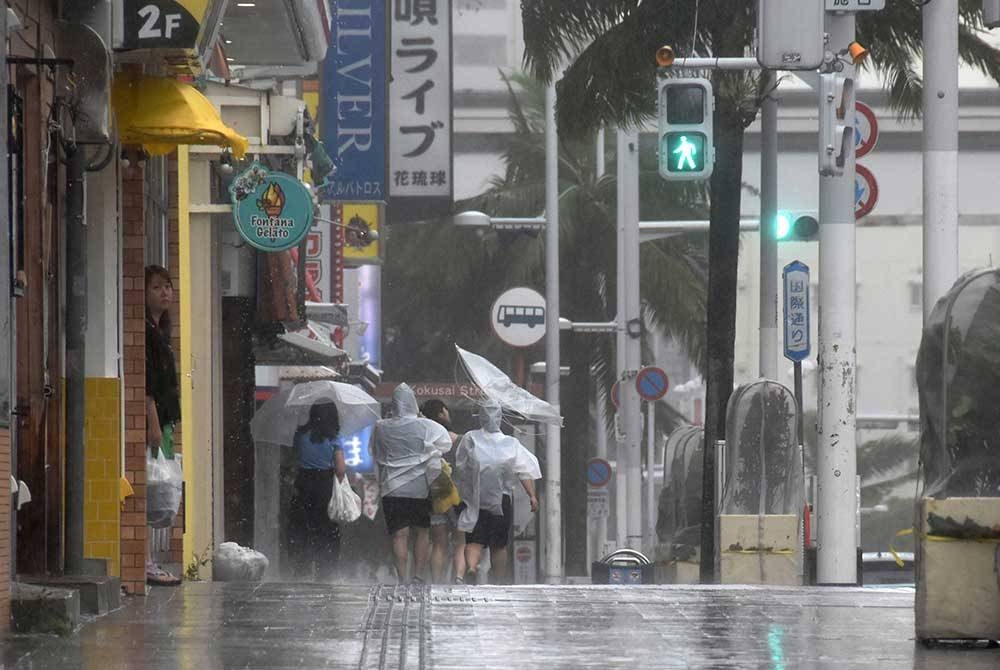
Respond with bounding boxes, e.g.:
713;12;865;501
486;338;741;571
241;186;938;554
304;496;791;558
84;378;121;576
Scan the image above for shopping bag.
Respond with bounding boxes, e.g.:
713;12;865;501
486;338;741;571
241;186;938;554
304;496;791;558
147;448;182;529
430;462;461;515
327;475;362;524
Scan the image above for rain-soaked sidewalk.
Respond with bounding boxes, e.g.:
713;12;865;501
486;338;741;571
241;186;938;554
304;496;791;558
3;582;998;669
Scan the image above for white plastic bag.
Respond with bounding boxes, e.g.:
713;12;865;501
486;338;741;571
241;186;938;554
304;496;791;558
147;449;182;529
212;542;269;581
327;476;362;524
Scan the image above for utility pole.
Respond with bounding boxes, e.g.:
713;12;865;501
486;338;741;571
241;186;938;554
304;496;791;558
816;9;858;585
543;81;563;584
616;129;643;550
593;128;609;559
922;0;959;317
759;70;779;380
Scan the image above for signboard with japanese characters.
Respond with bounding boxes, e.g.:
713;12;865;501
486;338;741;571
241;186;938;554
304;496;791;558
782;261;811;362
389;0;453;221
304;204;333;302
320;0;388;203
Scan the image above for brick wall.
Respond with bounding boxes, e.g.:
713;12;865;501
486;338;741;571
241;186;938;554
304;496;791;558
83;379;121;576
0;427;10;630
120;161;147;594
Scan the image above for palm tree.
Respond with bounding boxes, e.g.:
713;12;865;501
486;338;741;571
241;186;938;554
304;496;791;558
521;0;1000;579
383;72;708;573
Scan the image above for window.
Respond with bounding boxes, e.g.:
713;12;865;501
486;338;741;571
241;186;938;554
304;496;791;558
144;155;169;268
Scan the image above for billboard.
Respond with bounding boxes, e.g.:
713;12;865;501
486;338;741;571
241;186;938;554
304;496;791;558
388;0;453;221
320;0;388;202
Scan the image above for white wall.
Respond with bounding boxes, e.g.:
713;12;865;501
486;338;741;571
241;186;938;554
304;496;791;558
85;163;122;378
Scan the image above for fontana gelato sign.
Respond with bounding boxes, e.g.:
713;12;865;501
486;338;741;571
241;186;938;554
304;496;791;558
230;163;314;252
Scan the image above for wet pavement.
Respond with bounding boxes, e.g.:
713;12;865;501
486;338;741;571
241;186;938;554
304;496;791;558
3;582;998;669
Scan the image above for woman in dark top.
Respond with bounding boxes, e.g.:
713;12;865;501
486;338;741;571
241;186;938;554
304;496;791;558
145;265;180;459
145;264;182;586
288;400;348;581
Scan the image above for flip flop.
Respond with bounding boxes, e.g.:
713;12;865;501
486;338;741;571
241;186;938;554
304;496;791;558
146;565;181;586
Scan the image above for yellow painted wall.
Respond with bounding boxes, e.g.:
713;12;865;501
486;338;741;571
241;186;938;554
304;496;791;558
84;377;121;576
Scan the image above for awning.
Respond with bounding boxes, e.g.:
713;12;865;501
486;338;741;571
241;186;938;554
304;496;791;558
112;73;248;158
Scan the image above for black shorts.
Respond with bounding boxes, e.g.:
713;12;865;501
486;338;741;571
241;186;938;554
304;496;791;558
465;495;512;549
382;496;431;534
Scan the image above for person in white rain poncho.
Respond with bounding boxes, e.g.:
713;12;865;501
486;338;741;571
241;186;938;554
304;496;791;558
370;383;453;583
455;399;541;584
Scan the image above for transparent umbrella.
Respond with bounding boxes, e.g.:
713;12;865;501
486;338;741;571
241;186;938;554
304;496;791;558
250;381;381;446
455;345;562;426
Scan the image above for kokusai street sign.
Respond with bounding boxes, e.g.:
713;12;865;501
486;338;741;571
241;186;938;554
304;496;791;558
230;163;314;252
783;261;811;362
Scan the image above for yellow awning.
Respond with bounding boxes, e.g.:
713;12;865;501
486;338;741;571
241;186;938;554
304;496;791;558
112;74;248;158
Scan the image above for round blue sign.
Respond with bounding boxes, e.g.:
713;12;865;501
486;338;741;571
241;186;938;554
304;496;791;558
635;366;670;402
229;163;314;252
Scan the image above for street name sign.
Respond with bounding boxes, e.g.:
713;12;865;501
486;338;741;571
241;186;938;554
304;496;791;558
782;261;811;362
490;287;546;347
826;0;886;10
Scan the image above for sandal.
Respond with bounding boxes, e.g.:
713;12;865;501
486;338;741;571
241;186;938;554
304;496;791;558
146;563;181;586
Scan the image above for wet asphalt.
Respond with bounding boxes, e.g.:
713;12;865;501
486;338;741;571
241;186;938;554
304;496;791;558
3;582;998;669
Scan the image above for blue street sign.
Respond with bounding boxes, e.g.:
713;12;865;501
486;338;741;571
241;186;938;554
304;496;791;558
586;458;613;488
635;366;670;402
783;261;811;362
319;0;388;202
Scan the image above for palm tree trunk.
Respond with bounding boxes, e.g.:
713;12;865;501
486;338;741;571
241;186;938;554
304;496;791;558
699;112;746;583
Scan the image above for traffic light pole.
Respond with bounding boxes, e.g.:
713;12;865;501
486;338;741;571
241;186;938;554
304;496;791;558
617;128;644;551
922;0;959;318
759;71;780;380
816;11;858;586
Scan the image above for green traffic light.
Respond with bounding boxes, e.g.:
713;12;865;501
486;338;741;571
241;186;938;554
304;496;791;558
776;213;791;240
661;132;706;173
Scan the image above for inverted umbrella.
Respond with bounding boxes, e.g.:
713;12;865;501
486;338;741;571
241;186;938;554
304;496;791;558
455;345;563;426
250;381;381;446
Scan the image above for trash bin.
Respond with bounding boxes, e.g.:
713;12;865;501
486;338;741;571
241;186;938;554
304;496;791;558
591;549;655;585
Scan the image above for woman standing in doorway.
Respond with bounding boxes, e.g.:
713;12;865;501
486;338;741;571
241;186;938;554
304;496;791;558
145;264;182;586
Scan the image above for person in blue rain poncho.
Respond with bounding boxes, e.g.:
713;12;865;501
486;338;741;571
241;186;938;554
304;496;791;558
371;383;453;583
454;399;541;584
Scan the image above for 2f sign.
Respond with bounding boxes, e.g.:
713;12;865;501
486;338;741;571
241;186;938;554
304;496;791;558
137;4;182;40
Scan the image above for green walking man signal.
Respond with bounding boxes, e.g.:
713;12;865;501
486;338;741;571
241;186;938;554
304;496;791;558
657;77;714;181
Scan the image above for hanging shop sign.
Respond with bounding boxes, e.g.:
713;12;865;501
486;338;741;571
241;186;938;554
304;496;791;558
230;163;315;253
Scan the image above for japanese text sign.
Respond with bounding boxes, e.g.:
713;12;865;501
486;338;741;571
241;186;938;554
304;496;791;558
320;0;388;202
389;0;453;220
783;260;811;362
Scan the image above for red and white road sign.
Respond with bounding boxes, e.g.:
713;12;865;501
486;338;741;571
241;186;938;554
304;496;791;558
854;102;879;159
855;164;879;220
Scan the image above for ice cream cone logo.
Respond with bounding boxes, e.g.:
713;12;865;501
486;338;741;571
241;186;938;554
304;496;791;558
256;181;286;217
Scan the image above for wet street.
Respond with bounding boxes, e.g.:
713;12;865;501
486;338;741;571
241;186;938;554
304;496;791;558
3;582;998;669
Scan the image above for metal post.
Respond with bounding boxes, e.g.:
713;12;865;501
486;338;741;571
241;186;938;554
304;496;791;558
817;11;858;585
543;81;563;584
794;361;804;448
593;127;608;558
64;146;87;574
617;129;643;549
645;401;656;554
759;71;779;380
922;0;959;318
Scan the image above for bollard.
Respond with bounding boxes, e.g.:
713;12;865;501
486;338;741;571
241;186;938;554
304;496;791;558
591;549;655;585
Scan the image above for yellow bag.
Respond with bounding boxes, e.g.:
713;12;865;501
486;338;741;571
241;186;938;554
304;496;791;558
430;461;461;514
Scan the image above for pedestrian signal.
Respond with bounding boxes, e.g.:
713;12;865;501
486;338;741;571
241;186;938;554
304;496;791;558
657;78;714;181
776;212;819;242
